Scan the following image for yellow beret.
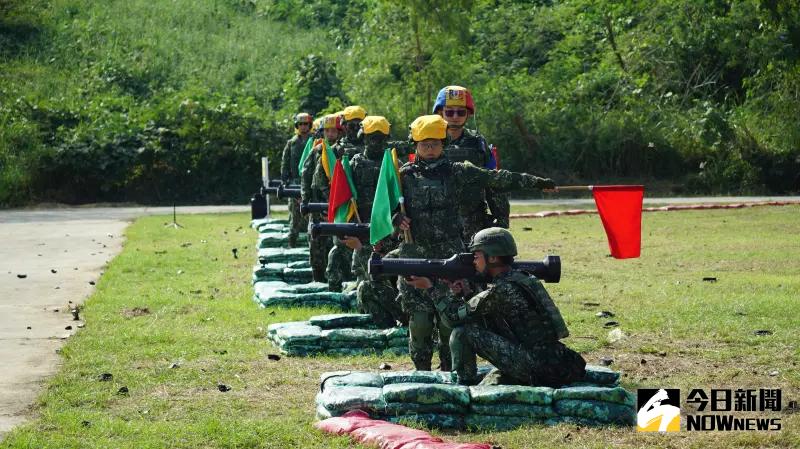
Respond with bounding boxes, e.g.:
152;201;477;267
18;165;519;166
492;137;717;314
361;116;390;135
410;115;447;141
342;105;367;121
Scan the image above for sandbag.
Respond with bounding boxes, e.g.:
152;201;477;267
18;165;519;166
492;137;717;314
277;282;329;294
381;371;453;386
258;247;310;264
382;384;470;408
553;386;635;407
253;264;288;282
553;399;636;425
310;313;376;329
382;327;409;339
287;260;312;269
386;413;466;430
323;339;387;350
469;403;555;418
273;323;322;344
322;328;387;342
324;347;381;356
469;385;553;406
389;337;409;348
583;365;620;385
465;414;535;431
317;386;386;415
282;267;313;283
321;372;385;391
385;402;467;415
258;232;307;248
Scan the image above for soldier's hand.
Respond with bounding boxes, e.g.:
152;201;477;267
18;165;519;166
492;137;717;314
443;279;471;296
404;275;433;289
342;236;362;250
393;213;411;231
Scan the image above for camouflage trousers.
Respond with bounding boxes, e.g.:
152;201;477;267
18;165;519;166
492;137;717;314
287;198;307;248
326;238;354;292
357;279;407;328
450;323;585;387
308;233;332;283
408;310;452;372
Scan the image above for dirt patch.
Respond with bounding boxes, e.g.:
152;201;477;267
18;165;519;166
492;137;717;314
121;307;150;318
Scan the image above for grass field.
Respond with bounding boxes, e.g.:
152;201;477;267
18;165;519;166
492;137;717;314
2;206;798;448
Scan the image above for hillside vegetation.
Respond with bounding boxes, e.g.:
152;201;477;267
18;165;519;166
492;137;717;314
2;0;799;206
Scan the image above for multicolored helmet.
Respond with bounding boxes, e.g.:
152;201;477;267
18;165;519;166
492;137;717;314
294;112;313;126
360;116;391;135
409;115;448;142
320;114;343;130
432;86;475;114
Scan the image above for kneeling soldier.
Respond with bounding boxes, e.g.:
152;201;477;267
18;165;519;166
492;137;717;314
406;227;585;386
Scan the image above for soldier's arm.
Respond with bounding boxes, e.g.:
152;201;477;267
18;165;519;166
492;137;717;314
433;282;504;327
454;163;554;194
281;139;292;183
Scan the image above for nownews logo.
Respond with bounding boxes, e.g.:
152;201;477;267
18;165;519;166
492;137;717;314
637;388;783;432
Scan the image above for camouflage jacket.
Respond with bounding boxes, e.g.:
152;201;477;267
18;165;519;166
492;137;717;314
331;136;363;159
302;143;323;204
281;134;310;183
434;270;567;348
349;151;383;221
399;158;550;255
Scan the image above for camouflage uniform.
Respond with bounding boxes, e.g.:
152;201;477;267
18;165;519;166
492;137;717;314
349;150;407;327
434;270;586;387
301;141;332;282
397;158;552;371
281;133;311;247
444;129;511;241
312;138;358;291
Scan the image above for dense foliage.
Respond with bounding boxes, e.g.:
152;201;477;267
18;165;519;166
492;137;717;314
1;0;799;206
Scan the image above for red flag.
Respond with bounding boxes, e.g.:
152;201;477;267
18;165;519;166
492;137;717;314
327;159;355;223
592;185;644;259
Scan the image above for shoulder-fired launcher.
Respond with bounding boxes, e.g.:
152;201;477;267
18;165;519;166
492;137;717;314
308;222;370;240
368;253;560;283
300;202;328;215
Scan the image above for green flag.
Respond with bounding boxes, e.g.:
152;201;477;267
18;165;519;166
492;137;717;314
297;136;315;175
369;149;402;244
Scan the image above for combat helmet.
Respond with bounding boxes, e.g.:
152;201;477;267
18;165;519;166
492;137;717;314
468;227;517;257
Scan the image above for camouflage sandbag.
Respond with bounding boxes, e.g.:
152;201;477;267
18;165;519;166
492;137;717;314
321;328;387;343
381;371;453;386
583;365;620;386
325;347;381;356
273;323;322;345
470;403;556;418
277;282;329;294
386;413;466;430
281;267;314;283
384;401;467;415
258;247;310;264
553;386;635;407
323;339;387;350
253;264;288;282
388;337;409;348
252;218;286;230
258;232;307;249
553;399;636;425
254;280;291;300
465;414;536;431
287;260;312;269
382;383;470;408
381;327;408;339
316;386;386;415
257;223;290;233
279;344;324;356
265;292;353;309
469;385;554;406
321;372;385;390
310;314;376;329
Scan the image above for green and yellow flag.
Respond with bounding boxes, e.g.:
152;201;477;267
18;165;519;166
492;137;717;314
369;149;402;244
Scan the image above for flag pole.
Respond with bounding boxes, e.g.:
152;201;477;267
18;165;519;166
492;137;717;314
554;185;594;191
350;198;362;223
391;147;414;244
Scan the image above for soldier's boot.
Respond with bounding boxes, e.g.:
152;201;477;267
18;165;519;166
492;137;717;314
449;326;480;385
408;311;435;371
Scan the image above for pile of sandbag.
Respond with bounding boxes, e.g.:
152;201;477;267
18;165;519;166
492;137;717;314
315;365;636;429
257;247;311;264
251;218;289;231
254;282;358;309
316;409;493;449
257;231;308;248
267;314;409;356
252;261;313;284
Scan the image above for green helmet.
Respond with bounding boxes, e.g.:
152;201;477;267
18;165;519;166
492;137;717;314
468;227;517;257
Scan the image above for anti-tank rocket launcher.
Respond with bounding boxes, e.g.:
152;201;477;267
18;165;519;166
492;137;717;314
368;253;561;283
308;221;370;241
300;202;328;216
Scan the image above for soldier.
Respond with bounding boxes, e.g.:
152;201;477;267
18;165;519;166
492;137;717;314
406;227;586;387
341;116;406;327
281;112;313;247
301;114;341;282
434;86;511;241
315;106;366;291
394;115;554;372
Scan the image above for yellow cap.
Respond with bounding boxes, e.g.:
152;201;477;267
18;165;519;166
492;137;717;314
410;115;447;141
361;116;390;135
342;105;367;121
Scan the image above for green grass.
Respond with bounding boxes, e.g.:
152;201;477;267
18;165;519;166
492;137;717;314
2;206;799;448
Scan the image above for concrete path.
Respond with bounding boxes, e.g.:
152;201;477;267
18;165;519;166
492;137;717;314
0;196;798;437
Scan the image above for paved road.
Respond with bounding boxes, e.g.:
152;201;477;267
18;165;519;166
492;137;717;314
1;195;798;437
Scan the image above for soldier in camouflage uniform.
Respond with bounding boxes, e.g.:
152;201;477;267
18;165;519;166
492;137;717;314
395;115;555;372
301;115;340;282
341;116;407;327
281;112;313;247
408;227;586;387
315;106;367;291
433;86;511;241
